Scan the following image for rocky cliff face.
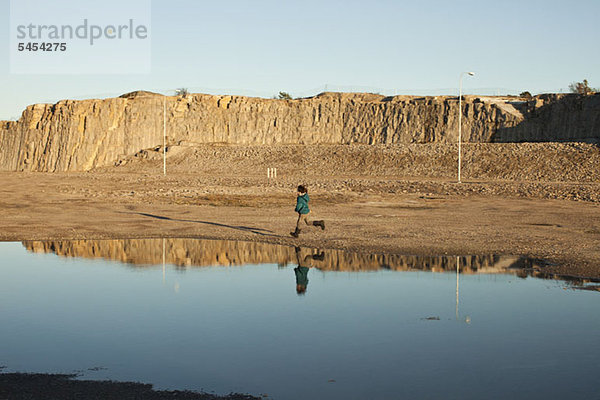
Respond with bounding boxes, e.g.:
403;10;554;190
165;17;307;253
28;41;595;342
1;91;597;172
493;94;600;142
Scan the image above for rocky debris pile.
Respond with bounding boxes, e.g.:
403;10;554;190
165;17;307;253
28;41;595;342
108;142;600;183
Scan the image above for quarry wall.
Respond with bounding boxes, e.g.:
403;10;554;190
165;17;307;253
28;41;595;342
493;93;600;142
0;91;598;172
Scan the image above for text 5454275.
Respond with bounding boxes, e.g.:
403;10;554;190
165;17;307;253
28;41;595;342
17;42;67;52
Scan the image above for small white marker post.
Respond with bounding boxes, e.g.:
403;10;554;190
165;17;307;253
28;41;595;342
267;167;278;180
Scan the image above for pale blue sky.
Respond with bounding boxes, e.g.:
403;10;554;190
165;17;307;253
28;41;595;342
1;0;599;120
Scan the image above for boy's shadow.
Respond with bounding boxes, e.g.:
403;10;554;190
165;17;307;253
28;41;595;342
119;211;286;238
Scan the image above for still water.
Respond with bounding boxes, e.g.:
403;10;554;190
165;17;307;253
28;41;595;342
1;239;599;400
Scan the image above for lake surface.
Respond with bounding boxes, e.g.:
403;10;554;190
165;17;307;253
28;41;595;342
1;239;599;400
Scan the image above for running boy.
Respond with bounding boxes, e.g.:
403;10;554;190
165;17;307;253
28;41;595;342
290;185;325;238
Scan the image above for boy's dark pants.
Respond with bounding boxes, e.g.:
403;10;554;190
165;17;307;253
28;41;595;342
296;213;311;231
294;213;325;236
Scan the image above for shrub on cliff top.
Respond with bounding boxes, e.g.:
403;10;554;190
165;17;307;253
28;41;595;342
569;80;596;95
520;91;532;99
175;88;189;97
277;92;293;100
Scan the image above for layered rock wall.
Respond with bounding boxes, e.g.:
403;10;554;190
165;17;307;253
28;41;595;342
493;94;600;142
1;91;598;172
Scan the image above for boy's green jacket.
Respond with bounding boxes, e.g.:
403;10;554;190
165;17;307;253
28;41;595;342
295;193;310;214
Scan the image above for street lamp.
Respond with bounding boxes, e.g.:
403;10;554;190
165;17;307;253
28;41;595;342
458;71;475;183
163;95;167;176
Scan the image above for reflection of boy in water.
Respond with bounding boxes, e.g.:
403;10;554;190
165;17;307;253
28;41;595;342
294;246;324;295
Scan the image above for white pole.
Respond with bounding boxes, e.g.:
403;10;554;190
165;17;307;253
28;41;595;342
458;72;475;183
458;77;462;184
163;96;167;176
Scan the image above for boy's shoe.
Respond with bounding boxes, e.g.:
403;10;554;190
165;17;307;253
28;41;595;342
290;228;300;238
313;220;326;230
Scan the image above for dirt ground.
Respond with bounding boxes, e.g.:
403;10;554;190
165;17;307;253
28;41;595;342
1;143;599;279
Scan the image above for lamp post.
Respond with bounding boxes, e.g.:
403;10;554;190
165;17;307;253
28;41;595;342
163;96;167;176
458;71;475;183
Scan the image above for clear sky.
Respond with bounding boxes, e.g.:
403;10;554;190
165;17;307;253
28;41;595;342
1;0;599;120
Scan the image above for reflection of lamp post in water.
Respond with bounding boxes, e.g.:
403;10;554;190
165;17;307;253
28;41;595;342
455;256;471;324
456;256;460;319
162;238;166;283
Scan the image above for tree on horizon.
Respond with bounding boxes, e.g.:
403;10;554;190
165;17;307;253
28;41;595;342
569;80;596;95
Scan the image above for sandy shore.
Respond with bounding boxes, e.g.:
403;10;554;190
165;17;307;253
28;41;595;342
1;166;599;279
